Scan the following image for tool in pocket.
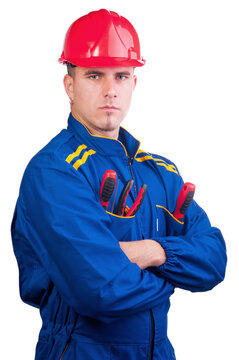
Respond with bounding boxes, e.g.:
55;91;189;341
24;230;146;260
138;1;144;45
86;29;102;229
173;182;195;220
100;170;147;216
100;170;117;210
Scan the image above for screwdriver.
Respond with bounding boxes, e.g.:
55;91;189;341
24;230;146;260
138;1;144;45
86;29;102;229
100;170;117;210
173;182;195;220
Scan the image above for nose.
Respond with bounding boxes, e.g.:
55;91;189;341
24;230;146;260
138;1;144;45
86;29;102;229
103;77;117;98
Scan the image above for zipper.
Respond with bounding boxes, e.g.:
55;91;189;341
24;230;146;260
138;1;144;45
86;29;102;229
149;309;155;360
129;155;154;359
128;156;137;198
59;341;70;360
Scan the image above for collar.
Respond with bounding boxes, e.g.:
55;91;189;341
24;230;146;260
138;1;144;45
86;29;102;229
67;113;141;159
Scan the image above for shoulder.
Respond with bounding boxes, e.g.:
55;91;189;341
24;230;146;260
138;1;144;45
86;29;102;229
135;149;185;211
24;128;92;173
21;129;88;190
19;130;94;206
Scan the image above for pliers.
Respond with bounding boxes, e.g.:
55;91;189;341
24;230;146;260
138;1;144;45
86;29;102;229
116;180;147;217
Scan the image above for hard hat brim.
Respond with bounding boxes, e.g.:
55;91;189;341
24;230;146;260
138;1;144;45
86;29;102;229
58;56;145;68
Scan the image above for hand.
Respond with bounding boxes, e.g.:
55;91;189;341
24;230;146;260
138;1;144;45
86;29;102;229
119;239;166;270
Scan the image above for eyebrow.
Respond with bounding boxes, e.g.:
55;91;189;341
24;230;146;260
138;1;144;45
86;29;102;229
83;70;131;76
84;70;104;76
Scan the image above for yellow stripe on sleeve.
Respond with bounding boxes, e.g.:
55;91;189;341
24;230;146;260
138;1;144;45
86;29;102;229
135;155;154;162
65;144;87;163
135;149;145;155
72;149;96;170
156;162;178;174
135;152;178;174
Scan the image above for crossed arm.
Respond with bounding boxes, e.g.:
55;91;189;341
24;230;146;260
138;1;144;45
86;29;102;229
119;240;166;269
19;154;226;318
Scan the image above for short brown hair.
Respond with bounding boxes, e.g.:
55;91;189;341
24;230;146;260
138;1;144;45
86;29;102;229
66;62;77;78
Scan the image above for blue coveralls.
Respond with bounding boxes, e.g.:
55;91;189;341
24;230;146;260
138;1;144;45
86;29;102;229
11;113;227;359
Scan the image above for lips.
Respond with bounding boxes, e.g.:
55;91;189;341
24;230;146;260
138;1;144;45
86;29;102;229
99;105;120;110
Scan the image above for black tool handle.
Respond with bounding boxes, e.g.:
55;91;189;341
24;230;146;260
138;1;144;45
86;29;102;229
116;179;134;216
173;182;195;220
100;170;117;210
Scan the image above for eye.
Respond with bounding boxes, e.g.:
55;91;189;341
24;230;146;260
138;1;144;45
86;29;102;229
88;74;100;80
117;75;128;80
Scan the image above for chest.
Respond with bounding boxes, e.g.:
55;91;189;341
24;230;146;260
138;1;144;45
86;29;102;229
85;154;182;242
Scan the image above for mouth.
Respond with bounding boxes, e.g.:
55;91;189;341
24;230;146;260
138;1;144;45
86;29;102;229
99;106;120;111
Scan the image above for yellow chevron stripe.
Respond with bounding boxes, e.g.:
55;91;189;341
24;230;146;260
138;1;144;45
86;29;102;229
72;149;96;170
136;149;145;155
156;163;178;174
136;154;166;163
135;153;178;174
136;154;176;167
65;144;87;163
135;155;154;162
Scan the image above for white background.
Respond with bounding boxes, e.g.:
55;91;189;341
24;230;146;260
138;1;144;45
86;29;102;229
1;0;238;359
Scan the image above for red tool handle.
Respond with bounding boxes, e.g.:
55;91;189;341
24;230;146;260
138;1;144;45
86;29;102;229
173;182;195;220
100;170;117;210
126;184;147;217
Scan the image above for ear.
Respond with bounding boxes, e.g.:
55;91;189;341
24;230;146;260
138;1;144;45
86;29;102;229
63;74;74;102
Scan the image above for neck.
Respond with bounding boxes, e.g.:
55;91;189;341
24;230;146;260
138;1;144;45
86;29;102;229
71;111;120;140
88;127;120;140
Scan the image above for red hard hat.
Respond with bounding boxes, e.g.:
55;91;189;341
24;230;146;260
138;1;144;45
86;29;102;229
59;9;145;67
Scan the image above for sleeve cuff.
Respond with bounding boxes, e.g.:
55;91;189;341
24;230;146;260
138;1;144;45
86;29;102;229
154;237;178;273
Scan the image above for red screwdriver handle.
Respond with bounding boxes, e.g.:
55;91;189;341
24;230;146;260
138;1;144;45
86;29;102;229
173;182;195;220
100;170;117;210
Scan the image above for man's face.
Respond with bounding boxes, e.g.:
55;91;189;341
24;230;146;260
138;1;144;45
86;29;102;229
64;67;137;139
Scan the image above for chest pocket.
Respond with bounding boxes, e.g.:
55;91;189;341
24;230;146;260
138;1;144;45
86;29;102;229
106;211;139;242
155;205;184;237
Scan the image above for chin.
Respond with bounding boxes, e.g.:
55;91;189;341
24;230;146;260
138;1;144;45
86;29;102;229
98;116;121;132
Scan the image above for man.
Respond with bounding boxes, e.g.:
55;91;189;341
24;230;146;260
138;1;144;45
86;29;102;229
11;9;227;360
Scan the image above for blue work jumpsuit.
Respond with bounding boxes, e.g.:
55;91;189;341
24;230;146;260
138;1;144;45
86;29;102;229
11;113;227;359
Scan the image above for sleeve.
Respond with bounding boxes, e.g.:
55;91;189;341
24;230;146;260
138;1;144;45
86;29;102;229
152;172;227;292
15;152;174;323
